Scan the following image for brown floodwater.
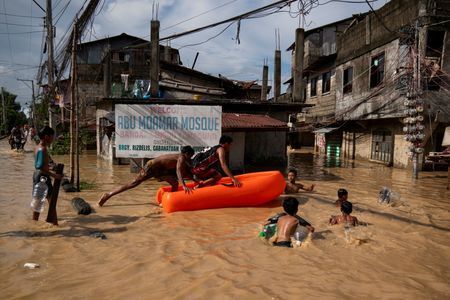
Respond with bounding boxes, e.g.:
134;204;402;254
0;139;449;299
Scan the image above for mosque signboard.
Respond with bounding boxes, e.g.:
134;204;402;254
115;104;222;158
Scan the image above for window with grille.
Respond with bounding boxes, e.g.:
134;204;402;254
371;129;392;163
322;71;331;94
370;53;385;88
310;77;318;97
343;67;353;94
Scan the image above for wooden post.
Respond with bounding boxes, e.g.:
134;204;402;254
447;164;450;190
70;22;77;184
76;92;80;191
46;163;64;225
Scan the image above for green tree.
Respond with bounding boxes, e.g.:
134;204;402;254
33;93;50;129
0;87;27;134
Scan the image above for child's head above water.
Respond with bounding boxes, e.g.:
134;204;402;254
341;200;353;215
283;197;299;216
287;169;297;182
337;188;348;200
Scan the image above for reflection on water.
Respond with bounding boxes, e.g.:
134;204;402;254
0;139;450;299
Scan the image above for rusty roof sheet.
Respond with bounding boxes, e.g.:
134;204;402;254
222;113;287;130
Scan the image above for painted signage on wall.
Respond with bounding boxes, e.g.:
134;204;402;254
115;104;222;158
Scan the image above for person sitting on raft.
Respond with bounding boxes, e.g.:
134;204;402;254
284;169;315;194
268;197;315;248
329;200;359;226
335;188;348;207
190;135;241;189
98;146;195;206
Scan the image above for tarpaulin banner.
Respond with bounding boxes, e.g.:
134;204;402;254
115;104;222;158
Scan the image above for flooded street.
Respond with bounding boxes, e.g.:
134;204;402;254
0;139;449;299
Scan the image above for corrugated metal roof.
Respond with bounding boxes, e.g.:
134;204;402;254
222;113;287;130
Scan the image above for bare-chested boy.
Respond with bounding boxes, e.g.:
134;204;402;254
271;197;315;248
33;126;62;221
98;146;195;206
329;200;359;226
284;169;315;194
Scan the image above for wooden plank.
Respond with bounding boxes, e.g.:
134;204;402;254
46;163;64;225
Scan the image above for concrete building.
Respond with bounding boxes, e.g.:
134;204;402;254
283;15;367;151
286;0;450;169
335;0;450;168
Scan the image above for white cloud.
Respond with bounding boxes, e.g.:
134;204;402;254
1;0;388;106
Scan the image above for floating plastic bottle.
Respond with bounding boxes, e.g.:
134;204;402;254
259;224;277;240
30;176;48;213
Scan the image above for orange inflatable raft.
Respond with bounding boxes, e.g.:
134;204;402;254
156;171;286;213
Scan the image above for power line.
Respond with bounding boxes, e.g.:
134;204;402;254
32;0;45;13
159;0;296;42
0;12;44;19
54;0;72;25
2;0;14;65
0;60;39;67
0;65;40;75
161;0;240;32
0;21;43;27
0;30;45;34
364;0;395;33
178;22;235;49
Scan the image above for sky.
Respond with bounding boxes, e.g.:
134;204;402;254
0;0;388;112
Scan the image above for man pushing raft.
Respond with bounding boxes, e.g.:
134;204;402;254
98;146;195;206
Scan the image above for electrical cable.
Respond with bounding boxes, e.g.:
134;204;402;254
161;0;240;33
0;30;45;34
0;21;42;27
364;0;395;34
334;45;407;118
159;0;296;42
2;0;14;64
0;12;43;18
54;0;72;26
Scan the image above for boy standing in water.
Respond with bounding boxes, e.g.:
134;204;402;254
329;200;359;226
33;126;62;221
270;197;315;248
335;188;348;207
284;169;315;194
98;146;196;206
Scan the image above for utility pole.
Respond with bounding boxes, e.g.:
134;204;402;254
1;87;6;135
405;19;423;180
46;0;55;129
